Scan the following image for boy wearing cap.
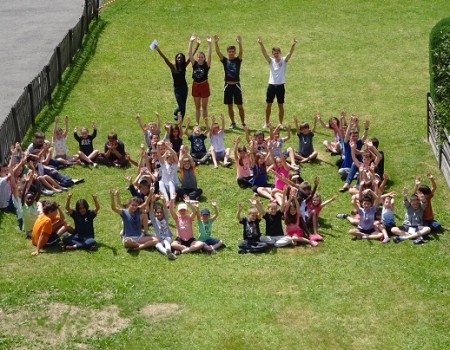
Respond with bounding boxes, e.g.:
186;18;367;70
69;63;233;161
196;201;224;254
392;188;431;244
170;200;205;254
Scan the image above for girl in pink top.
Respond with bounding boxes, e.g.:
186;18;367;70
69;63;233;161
267;148;290;206
169;200;204;254
233;136;254;189
305;193;337;241
284;189;318;247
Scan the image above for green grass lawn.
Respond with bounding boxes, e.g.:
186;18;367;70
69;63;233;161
1;1;450;349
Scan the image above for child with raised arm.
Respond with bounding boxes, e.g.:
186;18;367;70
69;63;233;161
341;139;382;194
156;141;179;203
348;185;385;241
52;115;80;166
380;191;396;241
110;189;158;252
136;112;161;153
244;127;268;158
20;171;40;238
62;192;99;251
234;136;253;189
293;115;318;163
149;192;177;260
267;147;290;205
338;115;369;188
392;188;431;244
284;188;318;247
259;195;293;248
73;122;98;166
163;120;183;155
196;201;224;254
268;123;298;170
257;36;297;127
306;193;337;241
188;34;212;124
170;200;205;254
236;200;268;254
176;146;203;201
413;173;441;232
185;117;211;165
209;114;232;169
250;151;275;201
313;112;343;155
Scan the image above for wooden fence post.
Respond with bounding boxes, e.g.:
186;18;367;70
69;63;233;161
27;84;35;126
11;107;21;140
69;29;73;64
45;65;52;103
56;46;62;84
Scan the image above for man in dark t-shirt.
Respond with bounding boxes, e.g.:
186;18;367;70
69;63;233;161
214;34;246;129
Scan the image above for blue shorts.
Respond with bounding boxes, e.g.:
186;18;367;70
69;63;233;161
202;238;220;246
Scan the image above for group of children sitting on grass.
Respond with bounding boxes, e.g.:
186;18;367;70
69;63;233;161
0;110;443;257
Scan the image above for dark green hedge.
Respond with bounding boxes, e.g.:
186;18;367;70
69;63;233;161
430;17;450;141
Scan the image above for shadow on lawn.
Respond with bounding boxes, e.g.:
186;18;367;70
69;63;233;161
21;18;108;145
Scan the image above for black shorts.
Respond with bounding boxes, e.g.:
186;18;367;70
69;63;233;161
266;84;285;104
224;83;243;105
176;237;196;247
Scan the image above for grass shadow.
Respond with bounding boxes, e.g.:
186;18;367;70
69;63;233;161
22;18;108;145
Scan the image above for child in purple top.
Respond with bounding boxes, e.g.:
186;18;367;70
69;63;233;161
348;185;385;241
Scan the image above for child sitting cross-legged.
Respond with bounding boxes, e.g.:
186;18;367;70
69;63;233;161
195;201;224;254
391;187;431;244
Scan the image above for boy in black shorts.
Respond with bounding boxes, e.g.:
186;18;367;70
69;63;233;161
214;34;246;129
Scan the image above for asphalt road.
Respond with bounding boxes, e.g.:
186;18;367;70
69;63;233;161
0;0;85;124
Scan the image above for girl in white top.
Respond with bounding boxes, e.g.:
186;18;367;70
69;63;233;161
156;141;179;203
52;115;80;166
209;114;231;168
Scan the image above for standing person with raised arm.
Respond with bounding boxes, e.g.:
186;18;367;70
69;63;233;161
188;34;212;124
258;37;297;128
154;40;199;121
214;34;245;129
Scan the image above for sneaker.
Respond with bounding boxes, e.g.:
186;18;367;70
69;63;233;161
210;247;217;255
413;237;426;244
205;160;209;165
310;240;319;247
174;250;181;256
336;213;348;219
393;236;401;244
73;178;85;184
229;122;236;129
381;237;390;244
310;233;324;241
41;189;54;196
167;252;177;260
238;248;247;254
93;162;98;168
241;123;246;128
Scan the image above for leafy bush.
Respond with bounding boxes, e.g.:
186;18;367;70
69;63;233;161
430;17;450;142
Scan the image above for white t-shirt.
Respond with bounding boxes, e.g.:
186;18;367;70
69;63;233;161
268;57;287;85
210;132;225;153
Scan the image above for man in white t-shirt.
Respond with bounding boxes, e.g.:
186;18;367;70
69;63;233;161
258;37;298;128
